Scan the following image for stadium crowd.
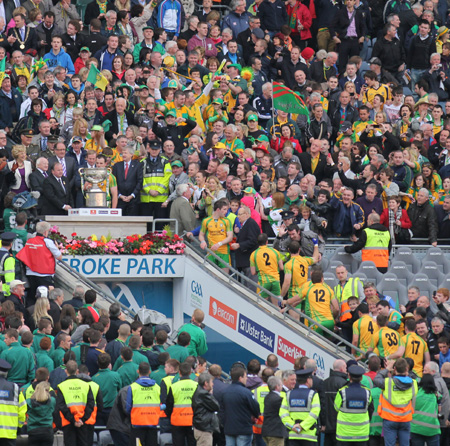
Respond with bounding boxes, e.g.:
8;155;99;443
0;286;450;446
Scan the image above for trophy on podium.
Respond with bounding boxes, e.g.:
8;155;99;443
79;167;109;208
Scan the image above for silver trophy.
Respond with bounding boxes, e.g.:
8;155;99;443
79;167;109;208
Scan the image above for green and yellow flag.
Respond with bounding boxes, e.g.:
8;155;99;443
87;64;109;91
0;57;6;86
273;81;310;119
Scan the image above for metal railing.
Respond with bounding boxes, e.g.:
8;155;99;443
152;218;179;234
184;237;365;359
56;259;136;319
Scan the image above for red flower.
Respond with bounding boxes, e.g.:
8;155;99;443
71;232;77;237
133;249;139;254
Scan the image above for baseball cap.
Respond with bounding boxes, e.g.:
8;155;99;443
340;121;352;133
91;125;103;132
72;136;83;143
212;142;227;150
171;160;183;168
168;80;178;89
228;63;242;71
369;57;382;66
165;109;177;117
257;135;269;143
80;47;90;53
251;28;264;39
247;114;258;122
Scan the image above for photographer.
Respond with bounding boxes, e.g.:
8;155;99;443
422;53;450;101
360;122;402;159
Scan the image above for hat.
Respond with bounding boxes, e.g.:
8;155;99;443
348;365;365;377
36;286;48;298
165;109;177;117
10;280;26;289
0;359;11;371
252;28;265;39
171;160;183;168
402;312;415;321
301;47;315;60
80;47;90;53
118;83;133;94
257;134;269;143
438;26;449;39
346;359;358;369
415;97;431;110
139;84;149;90
20;128;34;137
0;232;16;242
48;135;59;144
187;146;196;154
91;125;103;132
281;210;295;220
369;57;382;66
213;142;227;150
72;136;83;143
295;368;314;378
274;32;285;41
247;114;258;122
143;26;154;31
147;140;162;150
228;63;242;71
243;187;256;194
254;144;269;154
340;121;352;133
213;98;224;105
168;79;178;89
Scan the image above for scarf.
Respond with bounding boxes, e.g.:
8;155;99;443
97;0;107;14
53;105;63;120
388;207;402;240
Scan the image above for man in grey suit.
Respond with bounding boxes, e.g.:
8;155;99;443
170;183;197;235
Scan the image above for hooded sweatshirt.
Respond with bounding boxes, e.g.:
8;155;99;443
43;47;75;75
241;196;262;230
126;376;160;427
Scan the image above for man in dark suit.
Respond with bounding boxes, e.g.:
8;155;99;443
299;139;335;182
41;162;73;215
7;12;37;51
48;141;77;190
102;97;135;142
169;183;197;235
29;156;49;213
261;376;288;443
231;205;260;286
435;196;450;239
112;146;143;216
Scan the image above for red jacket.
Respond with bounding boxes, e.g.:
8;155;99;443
286;2;312;40
380;208;412;230
16;235;56;275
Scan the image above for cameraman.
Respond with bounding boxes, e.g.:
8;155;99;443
422;53;450;102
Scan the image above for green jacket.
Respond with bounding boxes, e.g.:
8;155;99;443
166;344;189;363
92;368;122;408
151;365;167;385
0;341;35;384
32;332;55;354
36;351;54;372
72;342;89;365
113;349;149;371
117;361;139;387
51;347;67;369
26;396;56;430
172;371;197;384
178;322;208;357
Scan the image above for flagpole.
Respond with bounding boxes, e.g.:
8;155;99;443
271;80;275;139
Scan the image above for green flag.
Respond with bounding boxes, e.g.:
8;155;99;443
273;82;310;119
0;57;6;86
87;64;108;91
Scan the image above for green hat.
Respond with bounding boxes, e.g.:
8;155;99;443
139;84;149;90
91;125;103;132
118;83;133;94
143;26;154;31
165;109;177;117
171;160;183;168
80;47;90;53
228;63;242;71
102;119;112;132
213;98;224;105
168;80;178;89
257;134;269;142
243;187;256;195
247;114;258;122
187;146;195;154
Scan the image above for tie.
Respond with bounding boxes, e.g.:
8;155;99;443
42;137;47;150
58;178;65;192
21;28;24;40
43;171;48;178
124;162;129;179
60;158;66;176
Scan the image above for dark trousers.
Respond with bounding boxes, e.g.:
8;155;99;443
288;440;317;446
118;197;140;216
62;424;90;446
130;427;158;446
213;425;226;446
86;424;95;446
96;408;111;427
0;440;17;446
172;425;196;446
325;433;339;446
338;38;361;74
441;426;449;446
26;274;53;307
140;201;167;230
337;442;367;446
28;426;54;446
368;436;383;446
110;429;129;446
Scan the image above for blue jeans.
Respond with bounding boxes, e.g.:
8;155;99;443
226;434;253;446
383;420;410;446
410;433;440;446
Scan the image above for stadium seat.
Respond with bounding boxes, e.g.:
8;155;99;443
387;261;415;288
438;274;450;290
353;261;383;286
392;247;421;273
421;247;450;274
408;274;436;299
324;272;338;289
326;260;344;276
417;261;445;288
319;256;329;272
328;247;360;273
377;273;407;307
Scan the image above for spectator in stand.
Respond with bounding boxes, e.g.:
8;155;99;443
407;188;439;246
